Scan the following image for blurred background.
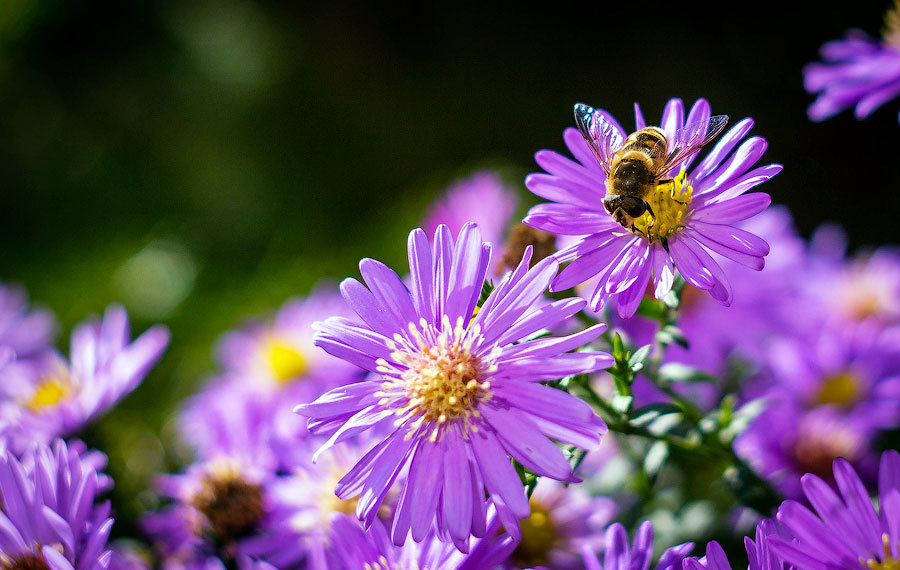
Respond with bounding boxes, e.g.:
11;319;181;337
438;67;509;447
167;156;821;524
1;0;898;529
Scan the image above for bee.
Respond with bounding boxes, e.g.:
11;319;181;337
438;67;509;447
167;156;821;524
574;103;729;232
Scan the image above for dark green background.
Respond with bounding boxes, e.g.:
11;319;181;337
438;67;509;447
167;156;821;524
1;0;897;528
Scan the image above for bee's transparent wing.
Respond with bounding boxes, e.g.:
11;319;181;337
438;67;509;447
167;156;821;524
574;103;623;176
657;115;729;177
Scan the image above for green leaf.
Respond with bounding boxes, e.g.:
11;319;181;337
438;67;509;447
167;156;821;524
658;363;716;384
478;279;494;307
628;344;652;373
629;403;682;427
657;325;689;349
644;440;669;476
611;394;633;414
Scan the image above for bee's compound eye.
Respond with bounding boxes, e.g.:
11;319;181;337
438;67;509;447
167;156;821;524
621;197;648;217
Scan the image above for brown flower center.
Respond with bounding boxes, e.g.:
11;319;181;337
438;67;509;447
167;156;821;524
884;0;900;49
192;472;265;544
501;224;557;270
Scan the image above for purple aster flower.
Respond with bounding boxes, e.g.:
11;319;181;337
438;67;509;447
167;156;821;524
735;398;876;499
422;170;559;274
144;457;307;569
0;305;169;453
803;2;900;123
803;225;900;327
0;282;56;359
504;478;616;569
326;511;517;570
580;521;693;570
682;520;792;570
214;286;362;394
296;223;612;549
0;439;113;570
768;450;900;569
422;170;519;253
524;98;780;318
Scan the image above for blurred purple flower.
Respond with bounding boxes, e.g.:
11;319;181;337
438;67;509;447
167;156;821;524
326;512;517;570
579;521;693;570
144;456;307;569
803;225;900;327
0;282;56;359
804;3;900;123
422;170;519;251
0;305;169;453
215;286;362;394
296;223;612;549
769;450;900;568
505;478;616;569
736;398;876;499
0;439;113;570
524;98;780;318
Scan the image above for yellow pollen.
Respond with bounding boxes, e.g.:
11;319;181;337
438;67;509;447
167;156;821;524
25;376;72;412
378;316;497;441
866;534;900;569
630;169;693;243
815;372;861;407
261;337;308;384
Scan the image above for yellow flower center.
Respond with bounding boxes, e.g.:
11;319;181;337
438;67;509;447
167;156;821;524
511;500;558;568
375;315;499;442
261;337;308;384
25;376;72;412
630;170;693;243
866;534;900;569
815;372;861;407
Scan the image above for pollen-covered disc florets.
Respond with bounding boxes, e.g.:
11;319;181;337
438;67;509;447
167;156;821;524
630;169;692;243
376;315;499;441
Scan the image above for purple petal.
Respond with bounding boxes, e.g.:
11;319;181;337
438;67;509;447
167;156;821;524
359;258;418;331
469;430;529;519
690;193;772;224
482;406;575;481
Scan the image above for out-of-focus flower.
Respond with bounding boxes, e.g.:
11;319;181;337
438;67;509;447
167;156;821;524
297;223;612;549
505;478;616;569
769;450;900;569
326;512;517;570
682;520;792;570
803;1;900;123
0;282;56;359
0;305;169;453
524;98;780;318
422;170;519;252
579;521;693;570
0;439;113;570
422;170;556;275
804;225;900;327
145;390;310;569
144;458;306;570
736;398;876;499
215;287;361;395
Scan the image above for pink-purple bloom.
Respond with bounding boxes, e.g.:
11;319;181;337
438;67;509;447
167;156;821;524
580;521;693;570
524;98;780;318
0;282;56;360
422;170;519;251
0;439;114;570
768;450;900;569
296;223;612;549
804;3;900;123
0;305;169;453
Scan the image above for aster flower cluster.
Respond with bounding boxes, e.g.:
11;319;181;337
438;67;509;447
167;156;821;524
5;12;900;564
